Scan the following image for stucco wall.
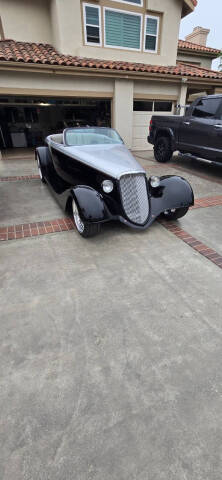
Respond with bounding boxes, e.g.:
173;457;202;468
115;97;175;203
0;70;181;98
0;71;114;95
177;52;213;69
0;0;52;44
50;0;81;54
134;80;179;97
51;0;182;66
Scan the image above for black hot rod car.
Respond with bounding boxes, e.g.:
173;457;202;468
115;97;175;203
36;127;194;237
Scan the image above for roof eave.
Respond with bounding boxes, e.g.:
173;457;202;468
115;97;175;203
178;48;219;59
182;0;195;18
0;60;221;86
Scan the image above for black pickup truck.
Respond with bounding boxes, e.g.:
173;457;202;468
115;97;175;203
148;94;222;165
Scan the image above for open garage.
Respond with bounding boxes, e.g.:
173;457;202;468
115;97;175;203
0;95;111;150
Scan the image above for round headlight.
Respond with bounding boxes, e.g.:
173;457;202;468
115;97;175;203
102;180;113;193
150;175;160;188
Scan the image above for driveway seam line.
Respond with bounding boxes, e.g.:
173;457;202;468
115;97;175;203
0;175;40;181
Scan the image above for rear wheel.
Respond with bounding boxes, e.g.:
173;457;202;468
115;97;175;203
72;199;101;238
163;206;189;220
154;136;172;163
37;155;46;183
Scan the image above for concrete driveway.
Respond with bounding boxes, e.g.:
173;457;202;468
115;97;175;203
0;149;222;480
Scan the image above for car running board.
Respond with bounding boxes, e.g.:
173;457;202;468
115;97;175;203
179;153;222;167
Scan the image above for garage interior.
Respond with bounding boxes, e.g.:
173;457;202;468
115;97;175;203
0;96;111;150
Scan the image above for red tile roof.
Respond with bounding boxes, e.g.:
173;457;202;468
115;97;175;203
0;39;222;80
178;39;221;55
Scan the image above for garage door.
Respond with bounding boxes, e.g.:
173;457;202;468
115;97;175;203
132;100;174;151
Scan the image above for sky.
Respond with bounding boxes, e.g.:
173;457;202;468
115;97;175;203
179;0;222;70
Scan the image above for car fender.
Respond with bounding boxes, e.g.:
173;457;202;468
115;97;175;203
70;186;110;223
150;175;194;217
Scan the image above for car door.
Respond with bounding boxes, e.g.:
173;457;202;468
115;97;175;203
178;97;222;160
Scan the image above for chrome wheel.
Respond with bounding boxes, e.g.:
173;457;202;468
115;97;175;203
72;199;85;233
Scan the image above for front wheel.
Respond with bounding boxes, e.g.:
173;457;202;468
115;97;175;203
162;206;189;220
154;136;172;163
72;199;101;238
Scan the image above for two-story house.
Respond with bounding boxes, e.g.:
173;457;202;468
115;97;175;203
0;0;221;151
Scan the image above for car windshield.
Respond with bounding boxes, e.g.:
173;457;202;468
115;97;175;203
64;127;123;146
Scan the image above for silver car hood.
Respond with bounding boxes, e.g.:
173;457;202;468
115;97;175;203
49;141;145;179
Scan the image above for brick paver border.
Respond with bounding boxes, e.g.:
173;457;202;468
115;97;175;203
0;218;74;241
159;219;222;269
191;195;222;209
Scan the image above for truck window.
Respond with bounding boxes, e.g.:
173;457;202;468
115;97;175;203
192;98;220;119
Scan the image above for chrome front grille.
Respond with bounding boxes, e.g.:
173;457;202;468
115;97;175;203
119;173;149;225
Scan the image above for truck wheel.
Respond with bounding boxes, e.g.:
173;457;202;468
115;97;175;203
163;206;189;220
154;136;172;163
72;199;101;238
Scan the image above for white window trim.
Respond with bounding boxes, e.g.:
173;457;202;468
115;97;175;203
110;0;143;7
83;3;102;47
143;15;159;54
104;7;142;51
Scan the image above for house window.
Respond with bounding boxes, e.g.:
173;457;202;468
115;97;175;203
104;8;142;50
133;100;172;111
133;101;153;111
154;101;172;112
83;3;101;45
144;15;159;53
